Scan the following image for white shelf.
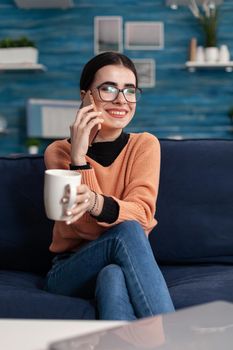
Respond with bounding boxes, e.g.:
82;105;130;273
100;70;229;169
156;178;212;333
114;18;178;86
186;61;233;72
14;0;74;9
0;63;47;72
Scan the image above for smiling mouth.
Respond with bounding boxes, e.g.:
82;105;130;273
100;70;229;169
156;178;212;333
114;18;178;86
106;110;128;118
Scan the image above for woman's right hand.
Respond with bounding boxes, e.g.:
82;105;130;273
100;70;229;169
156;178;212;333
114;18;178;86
70;104;103;165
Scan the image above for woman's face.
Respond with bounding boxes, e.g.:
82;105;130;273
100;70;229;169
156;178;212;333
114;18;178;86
88;64;137;137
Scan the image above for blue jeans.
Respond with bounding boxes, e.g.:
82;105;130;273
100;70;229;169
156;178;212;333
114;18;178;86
45;221;174;320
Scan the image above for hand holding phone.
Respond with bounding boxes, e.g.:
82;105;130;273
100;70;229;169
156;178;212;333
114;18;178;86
70;91;103;165
81;91;101;146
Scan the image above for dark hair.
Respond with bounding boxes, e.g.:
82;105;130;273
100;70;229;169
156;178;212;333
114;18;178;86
80;52;138;91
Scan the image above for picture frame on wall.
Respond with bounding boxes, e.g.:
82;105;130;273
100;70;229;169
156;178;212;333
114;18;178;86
132;59;156;88
125;22;164;50
27;99;81;138
94;16;123;54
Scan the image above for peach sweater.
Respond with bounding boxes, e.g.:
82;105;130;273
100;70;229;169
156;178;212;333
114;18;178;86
44;132;161;253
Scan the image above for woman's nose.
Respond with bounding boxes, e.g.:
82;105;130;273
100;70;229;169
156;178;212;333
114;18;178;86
114;90;127;104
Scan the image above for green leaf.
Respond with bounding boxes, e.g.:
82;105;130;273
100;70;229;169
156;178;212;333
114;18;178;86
0;36;36;48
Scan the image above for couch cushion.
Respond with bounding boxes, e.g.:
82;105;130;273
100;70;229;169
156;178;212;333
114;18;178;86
0;271;95;319
0;155;53;274
150;140;233;264
161;264;233;309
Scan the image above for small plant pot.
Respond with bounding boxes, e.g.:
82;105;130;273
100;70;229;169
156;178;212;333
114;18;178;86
205;47;219;62
0;47;38;64
28;145;39;155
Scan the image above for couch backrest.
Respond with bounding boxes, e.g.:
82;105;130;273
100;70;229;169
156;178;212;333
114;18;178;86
149;139;233;264
0;155;53;274
1;140;233;274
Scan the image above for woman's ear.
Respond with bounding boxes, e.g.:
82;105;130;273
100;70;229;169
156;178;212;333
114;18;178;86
80;90;86;101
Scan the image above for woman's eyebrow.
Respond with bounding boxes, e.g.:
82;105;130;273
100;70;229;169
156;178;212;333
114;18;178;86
102;81;117;86
124;83;136;88
101;81;136;88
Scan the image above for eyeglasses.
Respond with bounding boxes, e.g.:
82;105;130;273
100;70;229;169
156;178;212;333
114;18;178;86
95;83;142;103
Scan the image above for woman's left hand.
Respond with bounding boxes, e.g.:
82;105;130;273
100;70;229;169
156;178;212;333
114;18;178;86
64;184;93;225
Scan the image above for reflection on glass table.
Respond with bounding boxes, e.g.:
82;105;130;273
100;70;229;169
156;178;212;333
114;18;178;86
49;301;233;350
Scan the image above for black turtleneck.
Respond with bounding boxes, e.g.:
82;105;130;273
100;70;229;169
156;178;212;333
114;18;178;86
69;131;130;223
87;131;130;166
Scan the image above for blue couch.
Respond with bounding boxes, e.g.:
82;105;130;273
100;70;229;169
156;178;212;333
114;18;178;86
1;140;233;319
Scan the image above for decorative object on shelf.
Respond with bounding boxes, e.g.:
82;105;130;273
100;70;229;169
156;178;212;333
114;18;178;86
168;1;231;66
189;37;197;61
166;0;223;11
25;138;41;155
188;0;220;62
179;2;232;71
205;46;219;62
218;44;230;62
0;36;38;65
195;46;205;62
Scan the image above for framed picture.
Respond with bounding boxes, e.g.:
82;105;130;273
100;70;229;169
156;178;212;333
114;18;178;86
125;22;164;50
133;59;156;88
94;16;123;54
27;99;80;138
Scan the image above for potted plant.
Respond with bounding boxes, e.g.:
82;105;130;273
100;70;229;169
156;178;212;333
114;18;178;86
0;36;38;65
25;138;41;154
188;0;219;62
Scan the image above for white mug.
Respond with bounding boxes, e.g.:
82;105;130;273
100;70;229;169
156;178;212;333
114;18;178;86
44;169;81;221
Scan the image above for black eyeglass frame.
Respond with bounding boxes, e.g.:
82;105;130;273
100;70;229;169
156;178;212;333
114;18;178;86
94;83;142;103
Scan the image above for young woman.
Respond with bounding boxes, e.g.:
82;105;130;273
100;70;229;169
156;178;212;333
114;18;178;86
44;52;174;320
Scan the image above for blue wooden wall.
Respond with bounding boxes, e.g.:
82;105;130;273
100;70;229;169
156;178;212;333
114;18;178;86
0;0;233;155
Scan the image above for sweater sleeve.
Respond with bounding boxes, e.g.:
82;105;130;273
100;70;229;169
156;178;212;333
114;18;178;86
44;140;119;224
44;140;102;193
97;135;161;233
94;196;119;223
44;140;71;170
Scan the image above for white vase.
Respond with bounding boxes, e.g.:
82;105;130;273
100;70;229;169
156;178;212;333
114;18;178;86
218;45;230;62
28;145;39;155
205;47;219;62
195;46;205;62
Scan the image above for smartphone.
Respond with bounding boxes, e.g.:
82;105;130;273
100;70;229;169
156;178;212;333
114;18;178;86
81;90;100;146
